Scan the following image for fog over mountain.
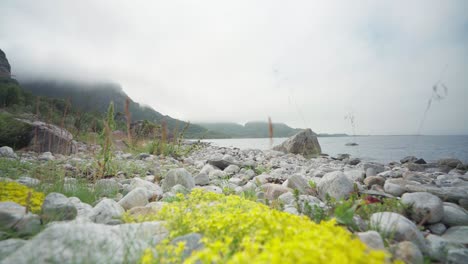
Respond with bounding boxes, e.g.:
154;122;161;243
1;0;467;135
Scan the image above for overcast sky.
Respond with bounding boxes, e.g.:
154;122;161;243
1;0;467;135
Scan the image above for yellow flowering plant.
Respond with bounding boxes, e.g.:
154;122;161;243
125;189;391;264
0;181;45;213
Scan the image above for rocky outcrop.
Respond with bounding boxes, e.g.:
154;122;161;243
18;119;77;155
273;129;321;157
0;49;11;78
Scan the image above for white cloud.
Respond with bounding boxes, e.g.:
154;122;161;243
1;0;467;134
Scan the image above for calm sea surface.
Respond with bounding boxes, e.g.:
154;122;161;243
202;136;468;164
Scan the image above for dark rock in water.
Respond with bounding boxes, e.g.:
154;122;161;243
345;142;358;146
333;153;350;161
0;49;11;77
400;156;418;164
348;158;361;165
273;129;321;157
414;158;427;165
438;159;463;169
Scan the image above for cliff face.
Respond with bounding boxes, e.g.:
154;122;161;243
0;49;12;77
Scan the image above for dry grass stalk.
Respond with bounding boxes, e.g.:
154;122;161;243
268;117;274;148
124;97;132;145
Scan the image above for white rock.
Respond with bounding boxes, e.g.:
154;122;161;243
41;193;77;223
2;222;168;263
370;212;428;253
118;187;148;210
317;171;354;200
357;231;385;250
90;199;124;224
441;202;468;227
128;178;162;200
162;168;195;192
0;146;17;159
401;192;444;224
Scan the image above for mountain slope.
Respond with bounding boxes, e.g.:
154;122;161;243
20;80;218;138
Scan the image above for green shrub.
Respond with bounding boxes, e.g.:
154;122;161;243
0;112;32;149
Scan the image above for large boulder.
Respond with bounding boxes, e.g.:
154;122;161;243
273;129;321;157
2;221;168;263
21;120;77;155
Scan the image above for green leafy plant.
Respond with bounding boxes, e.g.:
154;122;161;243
96;102;115;180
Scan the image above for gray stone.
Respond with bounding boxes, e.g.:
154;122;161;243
207;159;238;170
118;187;148;210
0;239;26;261
356;231;385;250
128;178;162;200
348;158;361;166
401;156;418;164
38;151;55;161
13;213;41;236
286;174;313;195
273;129;321;157
442;226;468;244
447;248;468;264
366;167;377;177
384;179;411;196
95;179;120;197
439;159;463;169
199;164;217;175
317;171;354;200
392;241;424;264
171;184;189;194
0;146;17;159
344;169;365;182
68;197;93;219
0;202;26;229
2;221;168;263
278;192;295;205
362;162;385;174
401;192;444;224
364;176;385;188
441;202;468;227
16;176;40;187
262;183;290;200
428;223;447;235
41;193;77;223
162;168;195;192
224;164;240;175
90;198;124;224
426;234;450;262
171;233;204;260
194;173;210;186
370;212;428;253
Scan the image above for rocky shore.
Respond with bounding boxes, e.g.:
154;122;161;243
1;130;468;263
